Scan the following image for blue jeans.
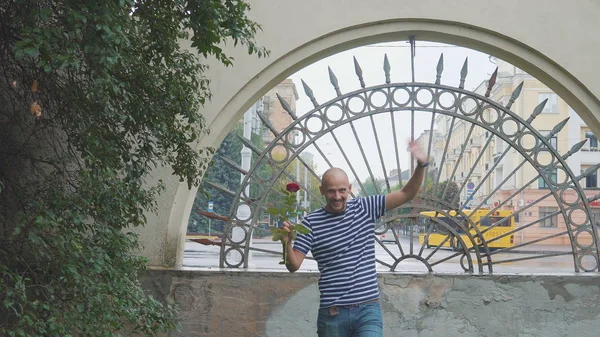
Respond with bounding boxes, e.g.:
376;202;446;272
317;302;383;337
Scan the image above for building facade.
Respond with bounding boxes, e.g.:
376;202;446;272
430;58;600;245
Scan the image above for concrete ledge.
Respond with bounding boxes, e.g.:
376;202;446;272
141;269;600;337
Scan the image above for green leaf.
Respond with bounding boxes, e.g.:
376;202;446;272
267;207;281;216
294;224;311;235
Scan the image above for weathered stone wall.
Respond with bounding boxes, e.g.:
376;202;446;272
141;270;600;337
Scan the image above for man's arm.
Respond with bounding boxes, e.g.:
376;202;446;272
281;221;306;272
385;164;425;210
284;243;306;273
385;141;428;211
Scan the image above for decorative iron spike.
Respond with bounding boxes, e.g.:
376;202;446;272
588;192;600;203
218;155;248;176
459;57;468;89
235;134;262;154
435;53;444;85
549;117;570;137
485;67;498;98
563;139;589;158
506;82;524;109
276;93;297;120
384;54;391;84
301;79;319;108
257;112;279;138
580;163;600;179
328;67;342;96
205;181;236;197
354;56;366;88
527;99;548;124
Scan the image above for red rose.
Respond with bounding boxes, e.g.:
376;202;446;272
286;182;300;193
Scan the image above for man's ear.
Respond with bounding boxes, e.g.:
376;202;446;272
348;184;352;193
319;185;324;196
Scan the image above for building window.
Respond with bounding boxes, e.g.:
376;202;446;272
538;169;557;189
584;166;598;188
539;206;558;228
538;93;558;113
539;131;557;149
585;131;598;149
494;136;503;154
494;168;503;189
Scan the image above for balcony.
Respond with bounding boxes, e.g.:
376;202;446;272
471;166;482;177
580;146;600;165
446;149;458;161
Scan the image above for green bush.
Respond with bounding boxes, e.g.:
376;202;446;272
0;1;267;336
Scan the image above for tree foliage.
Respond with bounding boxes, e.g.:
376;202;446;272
0;0;267;336
422;179;461;210
358;177;385;196
188;123;244;235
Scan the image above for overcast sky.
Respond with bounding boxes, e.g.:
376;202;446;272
287;42;498;186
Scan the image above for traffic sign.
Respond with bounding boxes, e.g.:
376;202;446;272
208;201;214;212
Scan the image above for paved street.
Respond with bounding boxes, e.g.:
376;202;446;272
183;236;578;274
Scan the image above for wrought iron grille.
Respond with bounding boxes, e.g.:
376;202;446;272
200;45;600;274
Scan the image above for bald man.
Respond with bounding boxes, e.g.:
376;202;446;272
281;141;428;337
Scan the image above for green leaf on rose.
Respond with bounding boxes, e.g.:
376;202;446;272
294;224;310;235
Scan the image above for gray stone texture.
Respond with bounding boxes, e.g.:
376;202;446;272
140;270;600;337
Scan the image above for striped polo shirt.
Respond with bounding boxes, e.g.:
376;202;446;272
293;195;386;308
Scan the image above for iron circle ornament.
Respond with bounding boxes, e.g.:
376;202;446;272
242;180;267;202
223;247;245;268
458;95;481;116
227;224;249;245
500;117;521;138
459;252;473;273
324;103;346;123
368;89;390;109
578;253;598;272
437;90;458;110
533;149;556;167
554;167;570;187
414;87;435;107
304;114;326;135
269;143;290;164
518;131;538;151
568;208;589;228
574;228;595;249
289;127;308;148
232;203;253;223
479;105;502;125
391;87;412;107
346;95;367;115
560;188;581;206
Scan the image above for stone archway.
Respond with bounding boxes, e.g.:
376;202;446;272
142;1;600;268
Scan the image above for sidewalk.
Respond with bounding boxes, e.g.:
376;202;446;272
206;236;578;255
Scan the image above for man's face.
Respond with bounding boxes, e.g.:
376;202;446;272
320;174;351;213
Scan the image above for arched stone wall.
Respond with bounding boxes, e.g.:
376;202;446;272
140;0;600;267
